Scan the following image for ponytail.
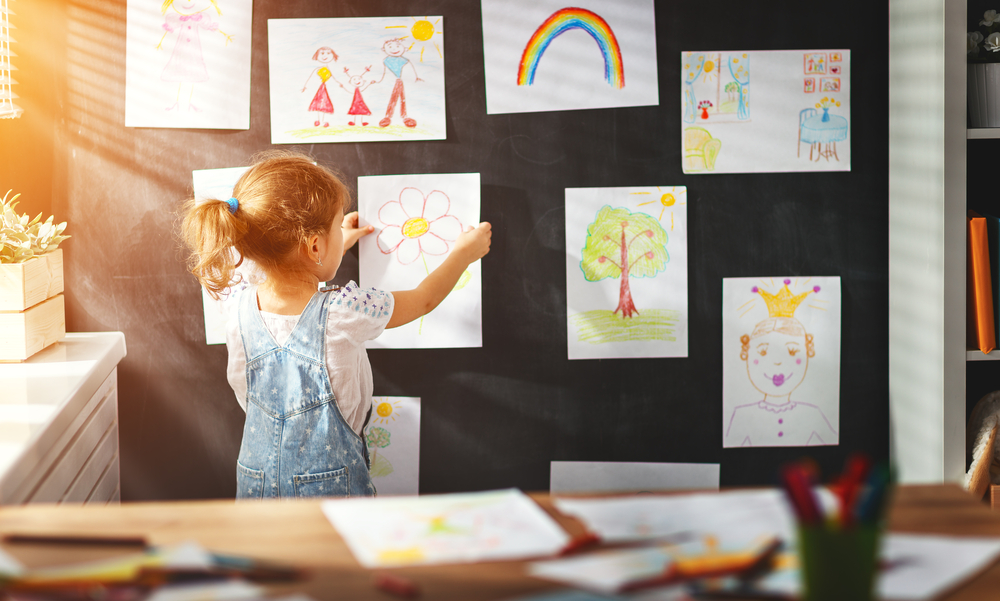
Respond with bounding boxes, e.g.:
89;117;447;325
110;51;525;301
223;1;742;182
181;198;248;299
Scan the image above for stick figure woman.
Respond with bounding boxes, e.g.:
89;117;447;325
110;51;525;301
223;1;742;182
157;0;234;112
301;46;344;128
725;281;837;447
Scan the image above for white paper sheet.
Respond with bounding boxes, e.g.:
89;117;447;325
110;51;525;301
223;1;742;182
358;173;482;349
321;489;570;568
268;17;446;144
565;187;688;360
125;0;252;129
554;489;804;546
550;461;718;494
366;396;420;495
191;166;254;345
722;276;841;448
680;49;850;173
481;0;659;115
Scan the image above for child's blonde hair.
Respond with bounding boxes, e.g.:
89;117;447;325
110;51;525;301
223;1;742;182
181;151;348;299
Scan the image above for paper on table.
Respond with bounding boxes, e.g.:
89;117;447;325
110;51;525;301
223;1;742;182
529;546;677;594
321;489;570;568
554;489;812;545
550;461;718;494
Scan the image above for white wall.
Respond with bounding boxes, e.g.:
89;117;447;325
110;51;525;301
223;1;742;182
888;0;967;483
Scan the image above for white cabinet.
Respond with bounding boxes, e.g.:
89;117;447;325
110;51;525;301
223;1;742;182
0;332;126;503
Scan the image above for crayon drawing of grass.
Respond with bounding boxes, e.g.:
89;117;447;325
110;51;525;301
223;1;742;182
285;124;436;139
570;309;680;344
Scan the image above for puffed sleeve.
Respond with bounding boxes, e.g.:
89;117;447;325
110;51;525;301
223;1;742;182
325;281;394;345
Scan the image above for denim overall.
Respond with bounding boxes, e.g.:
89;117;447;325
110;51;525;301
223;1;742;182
235;287;374;499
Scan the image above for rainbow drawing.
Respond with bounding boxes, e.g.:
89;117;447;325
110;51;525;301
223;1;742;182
517;7;625;89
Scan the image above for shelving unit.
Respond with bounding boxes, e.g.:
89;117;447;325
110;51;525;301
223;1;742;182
968;349;1000;361
968;128;1000;139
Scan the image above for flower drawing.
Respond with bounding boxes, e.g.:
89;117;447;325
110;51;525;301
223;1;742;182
377;187;463;265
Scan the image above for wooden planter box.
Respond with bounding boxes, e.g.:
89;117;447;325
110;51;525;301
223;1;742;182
0;250;66;361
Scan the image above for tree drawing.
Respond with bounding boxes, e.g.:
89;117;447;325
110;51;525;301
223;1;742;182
366;426;394;477
724;81;738;104
580;206;668;318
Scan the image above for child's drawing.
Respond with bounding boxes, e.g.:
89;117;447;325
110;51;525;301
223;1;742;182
345;67;374;126
722;277;841;448
681;49;850;174
301;46;343;128
365;396;420;495
516;8;625;89
125;0;252;129
359;173;482;349
268;17;446;144
566;187;688;360
481;0;658;115
191;166;254;344
321;489;571;568
804;52;827;74
683;52;750;124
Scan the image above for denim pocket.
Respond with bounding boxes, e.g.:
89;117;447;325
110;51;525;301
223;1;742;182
293;466;349;498
236;461;265;500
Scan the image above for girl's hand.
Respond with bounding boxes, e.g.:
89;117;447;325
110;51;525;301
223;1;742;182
452;222;492;266
341;211;374;255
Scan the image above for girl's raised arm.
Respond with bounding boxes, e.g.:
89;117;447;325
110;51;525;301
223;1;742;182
388;222;491;329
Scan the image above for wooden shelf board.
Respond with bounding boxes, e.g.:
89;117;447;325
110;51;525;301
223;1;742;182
968;128;1000;139
968;348;1000;360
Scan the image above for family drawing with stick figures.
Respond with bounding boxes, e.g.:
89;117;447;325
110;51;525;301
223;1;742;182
301;37;422;130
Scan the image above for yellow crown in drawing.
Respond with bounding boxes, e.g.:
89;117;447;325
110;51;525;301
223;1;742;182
752;280;818;318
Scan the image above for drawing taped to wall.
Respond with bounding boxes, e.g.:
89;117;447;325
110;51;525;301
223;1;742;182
268;17;445;144
722;277;841;448
566;187;688;360
358;173;482;349
481;0;658;115
681;49;850;174
125;0;252;129
191;166;256;344
366;397;420;495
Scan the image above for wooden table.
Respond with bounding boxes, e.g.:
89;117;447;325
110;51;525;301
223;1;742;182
0;485;997;600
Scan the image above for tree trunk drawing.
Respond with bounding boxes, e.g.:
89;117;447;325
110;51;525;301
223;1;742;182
613;225;638;318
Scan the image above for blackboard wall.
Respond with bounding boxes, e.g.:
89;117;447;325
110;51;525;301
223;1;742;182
31;0;888;500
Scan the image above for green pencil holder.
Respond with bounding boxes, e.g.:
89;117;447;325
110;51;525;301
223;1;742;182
797;523;880;601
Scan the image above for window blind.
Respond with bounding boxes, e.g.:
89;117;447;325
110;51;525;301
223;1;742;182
0;0;20;119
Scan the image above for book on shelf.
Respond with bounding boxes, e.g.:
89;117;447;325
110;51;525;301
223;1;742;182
968;210;996;354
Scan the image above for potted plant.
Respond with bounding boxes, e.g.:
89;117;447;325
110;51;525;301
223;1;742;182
968;9;1000;127
0;190;70;361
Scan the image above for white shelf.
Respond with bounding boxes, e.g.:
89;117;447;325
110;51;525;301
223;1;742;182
968;128;1000;139
968;349;1000;360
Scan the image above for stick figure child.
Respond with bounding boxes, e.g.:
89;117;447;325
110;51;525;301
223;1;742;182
374;38;422;128
157;0;234;112
301;46;344;128
725;281;837;447
344;66;373;126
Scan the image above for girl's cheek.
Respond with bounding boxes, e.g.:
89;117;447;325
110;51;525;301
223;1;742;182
796;358;802;365
753;359;758;365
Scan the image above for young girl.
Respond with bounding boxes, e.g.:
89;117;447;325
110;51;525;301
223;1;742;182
181;152;491;499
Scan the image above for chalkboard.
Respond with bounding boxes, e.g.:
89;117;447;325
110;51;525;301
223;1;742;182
43;0;888;500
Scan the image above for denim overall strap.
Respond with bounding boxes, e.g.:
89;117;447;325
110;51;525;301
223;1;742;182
235;287;374;499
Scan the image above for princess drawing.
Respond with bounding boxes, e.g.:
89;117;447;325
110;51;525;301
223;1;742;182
725;280;837;447
157;0;234;112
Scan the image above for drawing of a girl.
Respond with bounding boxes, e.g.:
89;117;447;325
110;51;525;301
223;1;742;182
157;0;234;112
301;47;343;128
344;67;373;126
725;282;837;447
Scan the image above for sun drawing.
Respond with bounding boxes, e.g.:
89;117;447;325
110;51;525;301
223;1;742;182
372;398;402;425
702;55;718;83
632;187;686;231
385;17;442;62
